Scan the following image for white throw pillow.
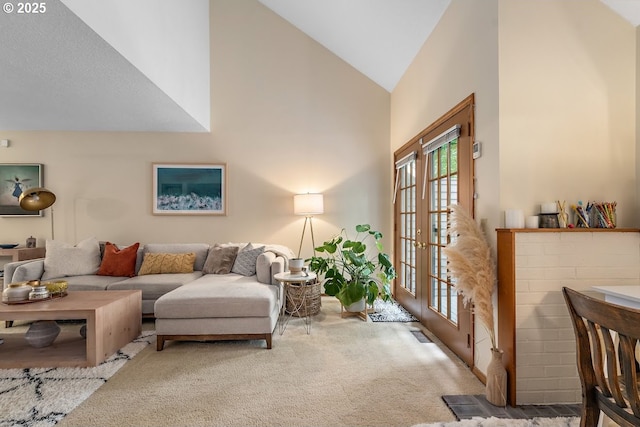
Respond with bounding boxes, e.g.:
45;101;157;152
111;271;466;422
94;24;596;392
42;237;102;280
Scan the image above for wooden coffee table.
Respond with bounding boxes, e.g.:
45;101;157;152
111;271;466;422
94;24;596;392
0;290;141;368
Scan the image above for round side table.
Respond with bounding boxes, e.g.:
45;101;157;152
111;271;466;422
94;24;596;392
274;271;318;335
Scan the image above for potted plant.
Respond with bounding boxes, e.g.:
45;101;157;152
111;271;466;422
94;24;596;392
308;224;396;311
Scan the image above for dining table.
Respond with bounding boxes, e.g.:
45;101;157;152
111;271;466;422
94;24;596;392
591;285;640;309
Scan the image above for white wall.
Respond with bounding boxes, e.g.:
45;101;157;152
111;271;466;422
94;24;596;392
0;0;390;262
61;0;211;131
499;0;636;227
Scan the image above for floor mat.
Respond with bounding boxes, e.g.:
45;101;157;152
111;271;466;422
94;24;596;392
368;298;419;322
442;395;581;420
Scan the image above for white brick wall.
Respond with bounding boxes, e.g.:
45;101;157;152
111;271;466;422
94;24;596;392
513;231;640;404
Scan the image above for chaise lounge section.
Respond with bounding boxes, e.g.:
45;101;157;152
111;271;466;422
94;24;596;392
155;254;282;350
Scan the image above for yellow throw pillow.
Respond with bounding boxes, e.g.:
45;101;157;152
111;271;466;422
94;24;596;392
138;253;196;275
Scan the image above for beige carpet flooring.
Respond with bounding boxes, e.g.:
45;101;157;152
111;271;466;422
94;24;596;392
53;297;484;427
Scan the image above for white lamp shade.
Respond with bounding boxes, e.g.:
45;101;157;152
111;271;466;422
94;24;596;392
294;193;324;216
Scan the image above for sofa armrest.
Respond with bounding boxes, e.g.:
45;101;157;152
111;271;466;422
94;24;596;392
270;256;285;285
256;251;287;285
256;251;276;284
3;259;44;288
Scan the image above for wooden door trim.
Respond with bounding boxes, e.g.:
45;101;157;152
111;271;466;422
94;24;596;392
497;229;517;406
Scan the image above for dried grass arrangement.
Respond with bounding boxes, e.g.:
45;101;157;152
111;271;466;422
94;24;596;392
442;204;497;350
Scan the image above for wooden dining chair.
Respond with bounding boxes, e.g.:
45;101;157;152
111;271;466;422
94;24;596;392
562;287;640;427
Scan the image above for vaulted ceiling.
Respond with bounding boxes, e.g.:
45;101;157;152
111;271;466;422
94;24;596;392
0;0;637;132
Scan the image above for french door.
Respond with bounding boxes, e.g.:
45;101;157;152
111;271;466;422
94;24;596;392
394;95;475;367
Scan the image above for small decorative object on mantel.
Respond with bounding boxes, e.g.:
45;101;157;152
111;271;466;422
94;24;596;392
26;235;36;248
556;201;568;228
504;209;524;228
571;201;590;228
570;201;617;228
443;204;506;407
539;213;559;228
590;201;617;228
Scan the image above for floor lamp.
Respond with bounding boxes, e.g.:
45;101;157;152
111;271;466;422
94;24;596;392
19;187;57;240
294;193;324;258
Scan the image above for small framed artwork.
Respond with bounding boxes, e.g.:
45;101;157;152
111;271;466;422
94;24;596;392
539;213;560;228
152;163;226;215
0;163;43;217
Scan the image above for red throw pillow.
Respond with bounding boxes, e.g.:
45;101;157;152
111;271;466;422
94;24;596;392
97;242;140;277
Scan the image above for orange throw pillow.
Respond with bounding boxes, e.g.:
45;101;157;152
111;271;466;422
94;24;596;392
97;242;140;277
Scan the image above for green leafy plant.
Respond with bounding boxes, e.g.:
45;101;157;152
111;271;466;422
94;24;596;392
308;224;396;308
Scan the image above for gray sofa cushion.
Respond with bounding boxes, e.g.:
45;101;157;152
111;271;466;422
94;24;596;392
142;243;210;271
107;272;203;300
62;274;126;291
155;274;279;318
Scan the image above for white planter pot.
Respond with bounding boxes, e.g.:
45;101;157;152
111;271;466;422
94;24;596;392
289;258;304;273
345;298;366;312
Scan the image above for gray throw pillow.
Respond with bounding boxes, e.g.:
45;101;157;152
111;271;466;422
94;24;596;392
203;246;239;274
231;243;265;276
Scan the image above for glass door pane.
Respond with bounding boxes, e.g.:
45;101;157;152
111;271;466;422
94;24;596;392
398;160;417;295
427;140;458;323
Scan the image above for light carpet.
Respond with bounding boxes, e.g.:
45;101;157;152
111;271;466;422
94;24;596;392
57;297;485;427
369;298;419;322
412;417;579;427
0;329;154;427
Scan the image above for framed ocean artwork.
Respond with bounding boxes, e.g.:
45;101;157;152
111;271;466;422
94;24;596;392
152;163;226;216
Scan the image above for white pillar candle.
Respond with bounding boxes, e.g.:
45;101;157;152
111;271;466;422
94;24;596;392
505;209;525;228
525;216;539;229
540;202;557;214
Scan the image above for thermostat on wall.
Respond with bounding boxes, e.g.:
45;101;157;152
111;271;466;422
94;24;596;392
472;141;481;159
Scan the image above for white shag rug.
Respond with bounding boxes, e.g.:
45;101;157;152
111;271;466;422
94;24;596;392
412;416;580;427
0;330;155;427
369;298;419;322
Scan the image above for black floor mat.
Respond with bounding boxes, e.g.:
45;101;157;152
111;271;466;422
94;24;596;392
442;395;581;420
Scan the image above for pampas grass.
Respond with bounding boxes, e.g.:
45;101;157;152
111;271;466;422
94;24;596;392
442;204;497;350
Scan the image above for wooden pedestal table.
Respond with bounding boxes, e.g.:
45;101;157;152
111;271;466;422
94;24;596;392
0;290;141;368
274;271;318;335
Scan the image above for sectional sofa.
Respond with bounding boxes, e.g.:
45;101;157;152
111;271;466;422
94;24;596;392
3;237;294;349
